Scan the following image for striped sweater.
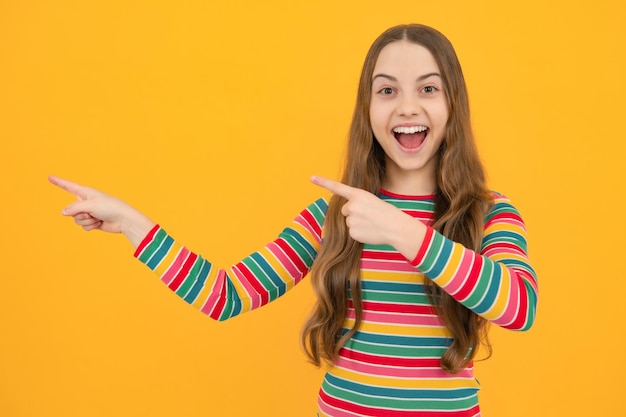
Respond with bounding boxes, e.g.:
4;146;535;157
134;190;538;416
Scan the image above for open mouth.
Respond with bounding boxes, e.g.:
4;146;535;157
393;126;428;150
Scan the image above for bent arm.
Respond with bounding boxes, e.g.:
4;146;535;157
134;199;328;321
410;195;538;331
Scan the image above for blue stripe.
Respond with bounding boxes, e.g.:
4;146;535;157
219;278;242;320
146;235;174;270
492;200;519;214
312;198;328;215
429;234;454;276
484;230;525;244
324;374;478;399
361;281;425;294
249;252;286;297
183;260;211;303
499;258;535;273
280;227;316;264
175;257;202;297
474;263;502;314
353;331;451;347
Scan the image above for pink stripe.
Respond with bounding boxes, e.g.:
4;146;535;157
334;356;474;380
442;249;475;296
524;269;539;291
318;397;364;417
494;268;521;326
347;309;443;327
483;245;525;257
231;265;262;310
266;241;300;278
294;215;322;244
160;247;189;286
200;268;226;315
360;259;416;273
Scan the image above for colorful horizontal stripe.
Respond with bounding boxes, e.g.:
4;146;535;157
134;191;538;416
410;195;538;331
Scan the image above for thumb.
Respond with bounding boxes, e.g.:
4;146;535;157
62;200;95;217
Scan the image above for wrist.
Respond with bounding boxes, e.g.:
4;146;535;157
120;210;156;249
387;212;427;261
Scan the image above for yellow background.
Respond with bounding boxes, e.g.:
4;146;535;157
1;0;625;416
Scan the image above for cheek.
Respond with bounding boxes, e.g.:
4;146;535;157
439;102;450;127
431;106;449;143
433;107;449;134
369;114;383;136
369;104;389;132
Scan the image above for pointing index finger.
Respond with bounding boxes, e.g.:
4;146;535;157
311;176;355;199
48;175;88;200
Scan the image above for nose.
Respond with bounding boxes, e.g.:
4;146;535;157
396;93;421;117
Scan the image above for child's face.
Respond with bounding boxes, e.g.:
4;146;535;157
369;40;448;192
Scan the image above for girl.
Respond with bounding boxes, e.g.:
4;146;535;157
50;24;538;417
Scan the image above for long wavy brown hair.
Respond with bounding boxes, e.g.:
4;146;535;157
301;24;493;374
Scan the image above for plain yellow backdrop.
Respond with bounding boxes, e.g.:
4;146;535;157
1;0;625;416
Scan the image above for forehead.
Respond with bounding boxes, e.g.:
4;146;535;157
372;40;440;77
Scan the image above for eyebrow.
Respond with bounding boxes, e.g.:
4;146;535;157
372;72;441;83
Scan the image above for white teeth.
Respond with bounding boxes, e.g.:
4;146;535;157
393;126;428;134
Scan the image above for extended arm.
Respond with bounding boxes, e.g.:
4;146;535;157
50;175;328;320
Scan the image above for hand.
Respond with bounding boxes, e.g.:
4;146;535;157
311;176;427;259
310;176;402;246
49;175;155;247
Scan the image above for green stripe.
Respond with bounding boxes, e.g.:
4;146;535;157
309;199;327;225
241;257;276;294
381;197;435;211
483;230;527;251
218;279;241;320
463;260;493;308
175;257;205;297
137;228;167;264
362;290;431;305
419;232;445;275
345;339;447;358
363;243;396;252
322;378;478;410
484;201;519;222
280;228;315;265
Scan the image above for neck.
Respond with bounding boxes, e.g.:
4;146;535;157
382;164;437;196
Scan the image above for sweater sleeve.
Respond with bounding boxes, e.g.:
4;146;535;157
410;193;538;331
133;198;328;321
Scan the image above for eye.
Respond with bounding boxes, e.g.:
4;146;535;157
421;85;438;94
378;87;394;95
